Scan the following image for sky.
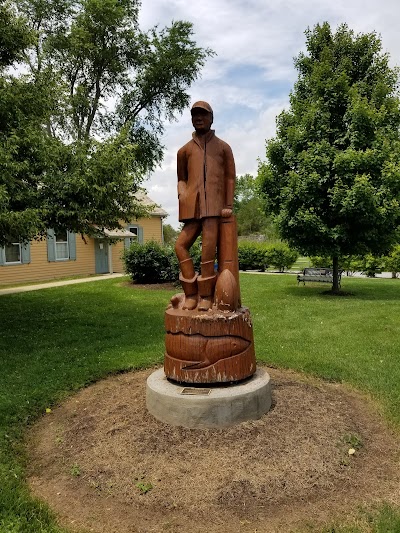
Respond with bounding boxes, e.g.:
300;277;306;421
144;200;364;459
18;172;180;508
138;0;400;229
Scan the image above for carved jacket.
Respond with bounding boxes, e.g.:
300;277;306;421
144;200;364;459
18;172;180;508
177;130;236;221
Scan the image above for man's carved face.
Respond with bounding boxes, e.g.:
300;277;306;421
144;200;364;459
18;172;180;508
191;108;213;134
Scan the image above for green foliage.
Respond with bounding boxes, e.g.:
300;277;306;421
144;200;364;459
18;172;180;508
70;463;81;477
310;255;334;268
135;481;153;494
310;253;385;276
0;2;34;68
1;0;213;245
163;224;178;245
189;237;202;271
355;254;384;277
234;174;276;238
238;241;268;271
265;243;298;272
383;245;400;274
258;23;400;277
238;241;298;271
342;433;363;450
123;241;178;283
238;241;299;272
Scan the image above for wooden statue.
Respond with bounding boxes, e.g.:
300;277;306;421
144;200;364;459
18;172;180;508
164;101;256;383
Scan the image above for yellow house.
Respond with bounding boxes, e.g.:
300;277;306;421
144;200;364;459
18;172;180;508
0;193;168;285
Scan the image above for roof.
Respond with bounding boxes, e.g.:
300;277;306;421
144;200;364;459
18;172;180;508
101;228;136;238
92;226;137;238
134;191;168;217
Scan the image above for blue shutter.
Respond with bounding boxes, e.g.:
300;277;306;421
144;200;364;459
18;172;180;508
21;243;31;264
138;226;144;244
47;229;56;262
68;232;76;260
0;247;5;266
124;223;131;249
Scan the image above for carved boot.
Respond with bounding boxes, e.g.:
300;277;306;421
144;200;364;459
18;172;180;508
179;273;198;310
197;274;217;311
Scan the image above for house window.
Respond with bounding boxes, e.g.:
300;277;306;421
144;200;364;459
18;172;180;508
124;224;143;249
0;242;30;266
47;229;76;262
5;243;21;263
55;231;69;260
128;226;138;244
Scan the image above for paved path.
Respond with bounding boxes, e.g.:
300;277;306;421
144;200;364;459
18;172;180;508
0;273;125;296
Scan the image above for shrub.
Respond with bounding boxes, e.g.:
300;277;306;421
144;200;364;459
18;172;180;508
310;254;369;275
265;244;298;272
383;245;400;276
189;238;202;272
238;241;268;271
123;241;179;283
310;255;333;268
339;255;361;275
354;254;384;277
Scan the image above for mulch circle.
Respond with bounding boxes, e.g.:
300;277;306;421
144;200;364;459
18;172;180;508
27;366;400;533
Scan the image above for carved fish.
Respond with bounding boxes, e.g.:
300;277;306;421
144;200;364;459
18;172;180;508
165;333;250;369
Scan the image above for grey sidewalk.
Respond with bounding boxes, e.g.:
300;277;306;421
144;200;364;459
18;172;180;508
0;273;125;296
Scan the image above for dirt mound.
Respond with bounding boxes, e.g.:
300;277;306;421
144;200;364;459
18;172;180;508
27;367;400;533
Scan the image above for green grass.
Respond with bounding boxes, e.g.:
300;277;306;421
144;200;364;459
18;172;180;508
243;274;400;424
303;504;400;532
0;272;108;290
291;255;312;271
1;274;400;531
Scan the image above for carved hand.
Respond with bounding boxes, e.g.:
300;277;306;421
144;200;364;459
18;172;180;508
221;208;233;218
177;181;187;199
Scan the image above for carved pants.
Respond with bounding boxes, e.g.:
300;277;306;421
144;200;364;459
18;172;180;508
175;217;219;279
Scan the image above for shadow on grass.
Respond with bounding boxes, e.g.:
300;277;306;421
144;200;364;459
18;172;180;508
283;281;400;301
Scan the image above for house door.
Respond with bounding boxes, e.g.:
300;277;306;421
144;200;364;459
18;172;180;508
95;239;109;274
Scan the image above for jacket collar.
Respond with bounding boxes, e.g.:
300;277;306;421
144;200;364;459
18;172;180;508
192;129;215;148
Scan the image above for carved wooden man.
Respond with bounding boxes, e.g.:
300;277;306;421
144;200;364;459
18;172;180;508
174;101;236;311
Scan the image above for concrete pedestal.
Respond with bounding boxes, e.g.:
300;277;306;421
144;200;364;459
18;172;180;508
146;368;272;429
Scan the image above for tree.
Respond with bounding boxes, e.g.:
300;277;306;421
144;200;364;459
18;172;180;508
383;245;400;277
163;223;178;245
0;0;212;245
258;23;400;292
0;1;33;67
234;174;276;238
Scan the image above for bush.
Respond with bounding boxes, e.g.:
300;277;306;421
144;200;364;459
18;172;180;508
310;254;371;275
383;245;400;276
238;241;268;271
189;238;202;272
265;244;298;272
123;241;179;283
355;254;384;277
310;255;333;268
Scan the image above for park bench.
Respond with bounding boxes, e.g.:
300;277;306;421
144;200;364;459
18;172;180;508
297;267;341;287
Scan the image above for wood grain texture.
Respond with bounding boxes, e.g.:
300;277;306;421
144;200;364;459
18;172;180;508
217;215;241;308
164;305;256;383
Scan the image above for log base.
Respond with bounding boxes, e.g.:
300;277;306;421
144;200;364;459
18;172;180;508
164;298;256;383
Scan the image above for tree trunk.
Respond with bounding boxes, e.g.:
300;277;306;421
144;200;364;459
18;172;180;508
332;255;340;293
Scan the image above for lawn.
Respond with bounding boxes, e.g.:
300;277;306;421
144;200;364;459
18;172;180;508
1;274;400;532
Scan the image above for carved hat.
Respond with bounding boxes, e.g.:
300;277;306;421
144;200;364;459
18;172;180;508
191;101;213;116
